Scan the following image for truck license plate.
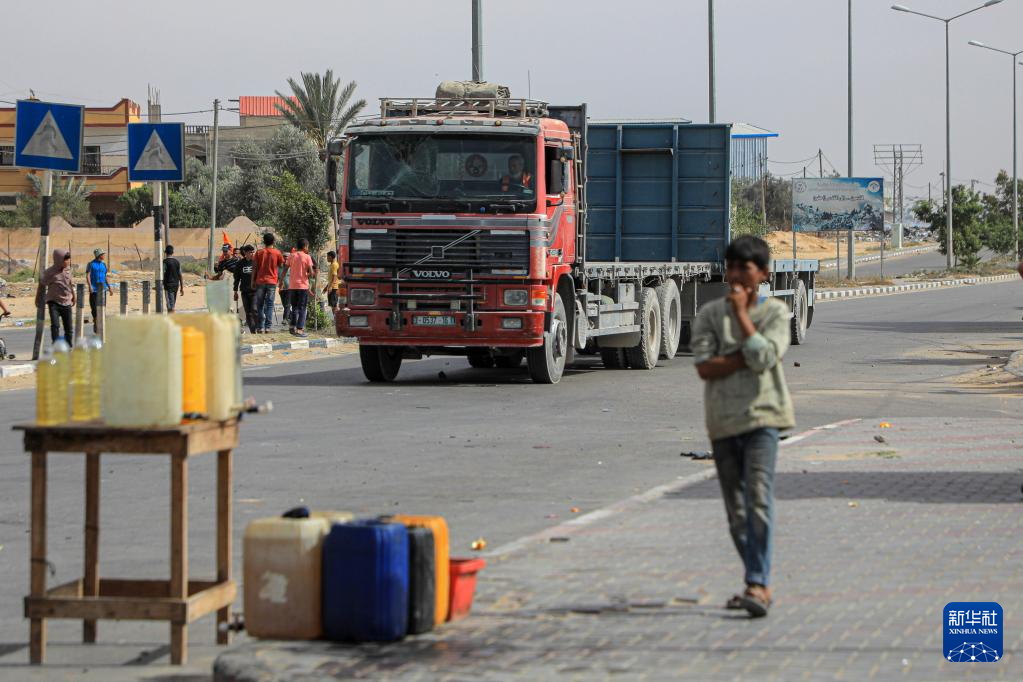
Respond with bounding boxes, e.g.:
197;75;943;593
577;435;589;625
413;315;456;327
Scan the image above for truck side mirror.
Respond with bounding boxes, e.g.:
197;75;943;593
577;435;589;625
326;158;339;192
327;139;346;156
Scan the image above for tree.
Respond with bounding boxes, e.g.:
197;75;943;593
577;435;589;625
268;171;332;252
275;70;366;150
732;175;794;230
913;185;985;269
8;174;96;227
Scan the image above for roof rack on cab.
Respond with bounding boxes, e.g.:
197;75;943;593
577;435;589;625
379;97;550;120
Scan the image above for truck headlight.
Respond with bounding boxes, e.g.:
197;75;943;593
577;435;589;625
348;315;369;327
350;288;375;306
503;289;528;306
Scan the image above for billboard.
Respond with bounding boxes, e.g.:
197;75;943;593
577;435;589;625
792;177;884;232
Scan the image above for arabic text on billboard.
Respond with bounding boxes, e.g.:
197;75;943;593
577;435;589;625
792;178;884;232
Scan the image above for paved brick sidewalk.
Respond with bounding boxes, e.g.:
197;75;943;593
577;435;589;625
214;417;1023;681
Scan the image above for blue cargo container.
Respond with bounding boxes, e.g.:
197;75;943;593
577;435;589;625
585;122;731;264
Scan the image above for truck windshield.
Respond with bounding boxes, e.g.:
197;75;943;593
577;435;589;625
346;133;537;212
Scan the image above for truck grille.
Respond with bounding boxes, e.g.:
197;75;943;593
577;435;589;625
350;229;529;270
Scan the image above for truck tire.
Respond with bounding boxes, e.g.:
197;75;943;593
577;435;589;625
790;279;808;346
467;350;496;368
528;295;568;384
600;347;628;369
627;287;662;370
657;280;682;359
495;350;525;368
358;345;403;382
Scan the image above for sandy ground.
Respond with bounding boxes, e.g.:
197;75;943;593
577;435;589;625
765;231;887;261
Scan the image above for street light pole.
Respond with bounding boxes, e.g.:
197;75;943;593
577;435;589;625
708;0;716;123
891;0;1004;269
969;41;1022;260
847;0;855;278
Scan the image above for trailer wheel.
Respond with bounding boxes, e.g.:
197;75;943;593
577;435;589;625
790;279;808;346
627;287;662;370
600;347;629;369
359;345;403;382
467;350;496;368
657;280;682;359
495;350;525;368
528;295;568;384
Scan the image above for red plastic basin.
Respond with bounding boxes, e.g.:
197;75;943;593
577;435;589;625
447;557;486;622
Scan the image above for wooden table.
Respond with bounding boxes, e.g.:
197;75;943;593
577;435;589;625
13;420;239;665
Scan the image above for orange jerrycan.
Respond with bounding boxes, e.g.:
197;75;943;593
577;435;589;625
391;514;450;625
180;326;207;417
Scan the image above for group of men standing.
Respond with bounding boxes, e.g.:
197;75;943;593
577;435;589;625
210;232;341;337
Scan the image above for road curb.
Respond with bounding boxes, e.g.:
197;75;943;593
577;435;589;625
815;274;1017;302
818;245;936;270
0;337;360;379
239;336;358;356
0;362;35;378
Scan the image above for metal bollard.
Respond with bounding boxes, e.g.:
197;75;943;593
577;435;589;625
74;283;85;345
120;281;128;315
96;287;105;341
142;281;151;314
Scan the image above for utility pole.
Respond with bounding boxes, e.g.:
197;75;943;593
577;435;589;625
31;170;54;360
847;0;855;279
153;182;164;313
708;0;716;123
928;181;932;203
208;99;220;275
148;89;170;246
818;149;824;178
471;0;484;82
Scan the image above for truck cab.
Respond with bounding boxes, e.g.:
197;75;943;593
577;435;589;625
335;97;580;382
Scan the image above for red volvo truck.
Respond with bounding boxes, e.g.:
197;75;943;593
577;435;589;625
329;93;817;384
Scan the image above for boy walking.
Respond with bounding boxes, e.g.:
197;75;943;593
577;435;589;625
284;238;315;337
691;235;795;619
252;233;284;333
85;248;112;331
163;245;185;313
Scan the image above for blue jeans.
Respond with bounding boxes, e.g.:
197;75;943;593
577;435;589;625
254;284;276;331
289;289;309;330
711;427;778;587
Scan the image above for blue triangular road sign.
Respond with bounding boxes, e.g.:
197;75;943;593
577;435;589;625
128;123;185;182
14;100;84;172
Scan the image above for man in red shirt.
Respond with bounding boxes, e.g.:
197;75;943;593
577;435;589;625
283;237;316;337
252;232;284;333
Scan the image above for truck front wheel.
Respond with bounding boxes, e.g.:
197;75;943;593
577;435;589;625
528;295;568;384
359;345;403;382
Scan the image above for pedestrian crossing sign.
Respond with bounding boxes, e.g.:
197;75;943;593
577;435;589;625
127;122;185;182
14;100;85;173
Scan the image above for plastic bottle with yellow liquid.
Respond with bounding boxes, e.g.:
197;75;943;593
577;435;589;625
35;349;60;425
87;334;103;421
70;338;93;422
52;338;71;422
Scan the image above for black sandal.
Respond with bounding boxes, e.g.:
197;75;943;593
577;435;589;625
739;587;771;618
725;594;744;610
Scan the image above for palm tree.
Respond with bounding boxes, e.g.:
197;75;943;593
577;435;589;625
275;70;367;150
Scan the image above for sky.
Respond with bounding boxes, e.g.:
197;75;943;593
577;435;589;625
2;0;1022;201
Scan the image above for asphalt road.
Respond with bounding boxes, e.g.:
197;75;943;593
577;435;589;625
0;279;1020;667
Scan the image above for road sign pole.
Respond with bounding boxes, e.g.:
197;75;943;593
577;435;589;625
31;170;54;360
208;100;220;275
163;182;170;245
153;182;165;314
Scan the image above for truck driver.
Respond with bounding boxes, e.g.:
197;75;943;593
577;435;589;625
500;154;533;193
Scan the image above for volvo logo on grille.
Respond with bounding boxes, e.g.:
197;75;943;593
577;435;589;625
356;218;395;226
411;269;451;279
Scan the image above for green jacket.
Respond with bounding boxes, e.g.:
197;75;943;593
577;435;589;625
691;297;796;441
